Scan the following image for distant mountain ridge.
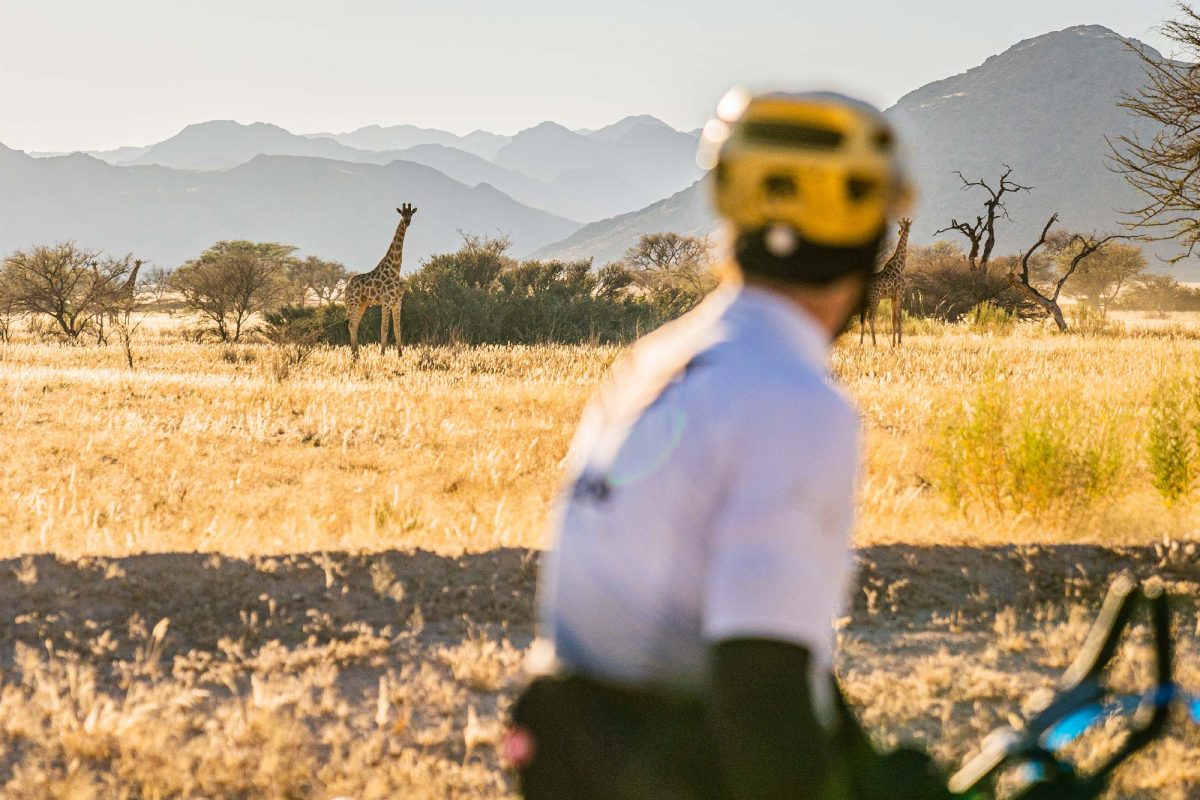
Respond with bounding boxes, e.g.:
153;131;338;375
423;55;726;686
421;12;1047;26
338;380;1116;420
0;145;579;270
6;27;1187;277
535;25;1187;274
530;179;717;265
41;115;704;223
311;124;511;161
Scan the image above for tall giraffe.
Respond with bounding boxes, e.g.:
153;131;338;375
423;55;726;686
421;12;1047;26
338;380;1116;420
345;203;417;358
860;217;912;347
116;259;143;311
96;258;142;344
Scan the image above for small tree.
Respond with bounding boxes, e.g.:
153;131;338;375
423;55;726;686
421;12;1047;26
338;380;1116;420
141;264;174;306
279;257;309;307
933;167;1032;273
300;256;351;305
171;241;294;341
1064;242;1147;309
1007;214;1123;330
621;232;714;295
1;242;136;339
1114;274;1200;312
0;269;19;342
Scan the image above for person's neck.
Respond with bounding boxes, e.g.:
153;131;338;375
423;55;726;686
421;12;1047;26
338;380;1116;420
741;276;859;342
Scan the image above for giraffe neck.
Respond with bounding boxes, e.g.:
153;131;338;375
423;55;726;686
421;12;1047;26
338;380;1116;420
882;229;910;277
379;220;410;277
122;261;142;296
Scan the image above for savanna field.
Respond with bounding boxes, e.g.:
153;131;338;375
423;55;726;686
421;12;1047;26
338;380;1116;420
2;311;1200;798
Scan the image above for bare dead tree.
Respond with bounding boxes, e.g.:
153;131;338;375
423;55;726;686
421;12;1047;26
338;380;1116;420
934;166;1032;273
1007;213;1124;330
1109;5;1200;261
933;215;985;270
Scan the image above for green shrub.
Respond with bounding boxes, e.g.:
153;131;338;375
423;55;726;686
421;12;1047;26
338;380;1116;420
1147;379;1196;505
966;301;1015;335
286;236;705;348
263;304;354;344
932;371;1128;518
906;261;1035;322
1068;304;1125;337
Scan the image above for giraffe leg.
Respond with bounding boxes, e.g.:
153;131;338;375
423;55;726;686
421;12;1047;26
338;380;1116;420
392;303;403;356
895;296;903;346
869;308;877;346
348;302;366;360
379;305;390;355
859;307;866;345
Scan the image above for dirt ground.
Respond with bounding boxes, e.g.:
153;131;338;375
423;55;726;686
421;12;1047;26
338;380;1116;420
0;543;1197;798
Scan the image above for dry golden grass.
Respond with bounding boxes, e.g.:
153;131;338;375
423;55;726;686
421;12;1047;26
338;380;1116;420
4;316;1199;556
1;314;1199;797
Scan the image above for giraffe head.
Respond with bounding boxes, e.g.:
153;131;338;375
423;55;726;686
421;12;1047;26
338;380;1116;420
898;218;912;236
397;203;418;224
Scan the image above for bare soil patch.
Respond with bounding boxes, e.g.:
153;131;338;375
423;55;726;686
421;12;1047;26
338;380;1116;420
0;544;1196;797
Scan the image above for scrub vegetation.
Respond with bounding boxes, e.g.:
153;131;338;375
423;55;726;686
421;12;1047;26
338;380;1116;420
0;313;1198;796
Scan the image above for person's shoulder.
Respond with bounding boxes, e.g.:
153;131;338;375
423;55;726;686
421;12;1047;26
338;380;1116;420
697;355;856;462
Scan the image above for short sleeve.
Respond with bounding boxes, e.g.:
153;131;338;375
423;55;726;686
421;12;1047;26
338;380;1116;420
702;387;859;665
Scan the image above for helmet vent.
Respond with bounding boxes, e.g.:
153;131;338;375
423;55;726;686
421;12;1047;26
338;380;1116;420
764;173;797;199
846;176;877;202
742;120;843;149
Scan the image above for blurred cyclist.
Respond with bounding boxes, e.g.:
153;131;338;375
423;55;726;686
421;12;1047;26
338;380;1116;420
509;89;950;800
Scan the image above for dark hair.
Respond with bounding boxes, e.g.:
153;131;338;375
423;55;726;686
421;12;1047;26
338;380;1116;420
734;227;887;286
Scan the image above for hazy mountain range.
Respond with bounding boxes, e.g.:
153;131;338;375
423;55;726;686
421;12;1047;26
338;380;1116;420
0;146;578;269
29;115;703;223
536;25;1180;272
2;24;1185;275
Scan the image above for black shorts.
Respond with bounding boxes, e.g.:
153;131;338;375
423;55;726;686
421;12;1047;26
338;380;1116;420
509;674;722;800
509;673;960;800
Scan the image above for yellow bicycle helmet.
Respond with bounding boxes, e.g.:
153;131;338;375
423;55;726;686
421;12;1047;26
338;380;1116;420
698;89;913;255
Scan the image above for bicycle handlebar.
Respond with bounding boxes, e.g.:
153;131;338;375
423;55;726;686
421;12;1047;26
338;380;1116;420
948;576;1176;799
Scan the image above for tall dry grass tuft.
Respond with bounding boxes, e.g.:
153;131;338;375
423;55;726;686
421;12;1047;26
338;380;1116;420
930;368;1128;519
1148;377;1198;505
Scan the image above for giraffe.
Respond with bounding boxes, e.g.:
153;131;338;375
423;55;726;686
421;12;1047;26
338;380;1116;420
96;258;142;344
116;258;143;311
860;217;912;347
345;203;417;358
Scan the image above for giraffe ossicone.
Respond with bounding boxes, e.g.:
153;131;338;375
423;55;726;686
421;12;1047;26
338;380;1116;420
345;203;418;358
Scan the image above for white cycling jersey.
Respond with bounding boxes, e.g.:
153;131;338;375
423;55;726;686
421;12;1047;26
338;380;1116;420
537;282;860;703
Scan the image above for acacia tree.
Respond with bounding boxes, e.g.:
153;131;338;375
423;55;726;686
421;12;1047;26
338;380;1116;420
934;166;1032;272
1007;214;1123;330
620;232;714;295
1066;242;1147;309
1110;5;1200;260
141;264;174;306
171;241;294;341
300;256;351;305
0;269;19;342
1;242;136;339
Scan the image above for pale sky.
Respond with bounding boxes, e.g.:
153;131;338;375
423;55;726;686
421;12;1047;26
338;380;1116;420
0;0;1178;152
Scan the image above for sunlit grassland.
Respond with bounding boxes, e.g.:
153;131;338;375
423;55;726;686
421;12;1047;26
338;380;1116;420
1;317;1200;797
2;317;1199;558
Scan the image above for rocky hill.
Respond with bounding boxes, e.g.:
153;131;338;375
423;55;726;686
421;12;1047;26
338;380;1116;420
536;26;1183;273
